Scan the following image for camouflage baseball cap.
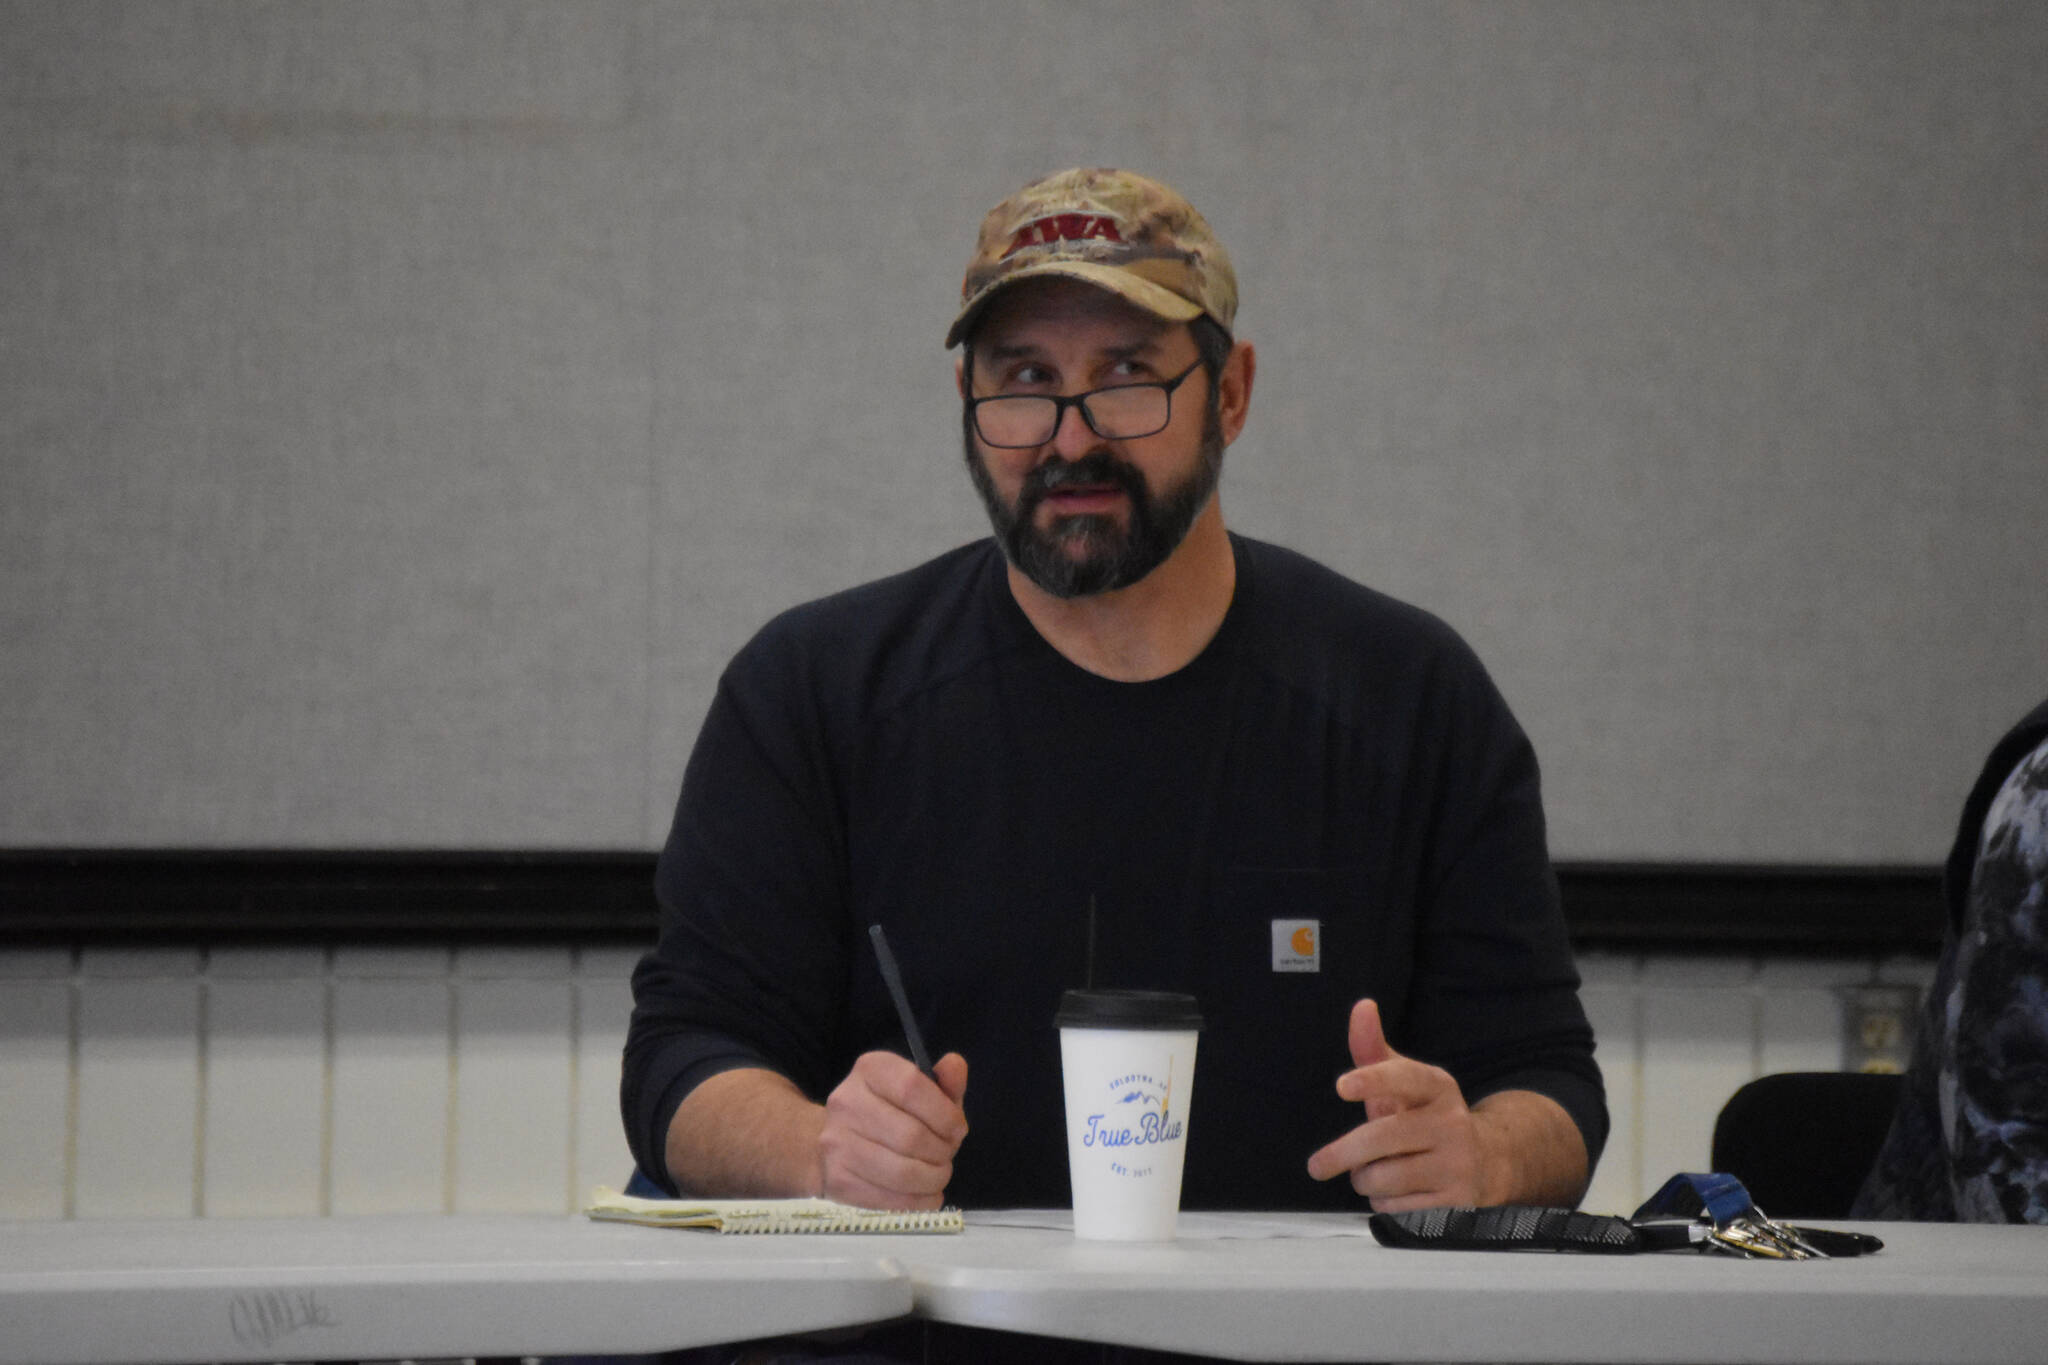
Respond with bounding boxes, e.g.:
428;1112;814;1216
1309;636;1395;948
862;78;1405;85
945;167;1237;348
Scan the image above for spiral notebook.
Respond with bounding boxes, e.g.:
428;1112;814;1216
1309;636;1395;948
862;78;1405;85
584;1186;964;1235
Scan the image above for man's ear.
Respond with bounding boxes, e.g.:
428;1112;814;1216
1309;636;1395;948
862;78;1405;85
953;352;968;400
1217;339;1256;446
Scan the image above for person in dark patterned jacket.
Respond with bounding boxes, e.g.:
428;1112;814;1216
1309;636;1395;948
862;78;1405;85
1855;697;2048;1223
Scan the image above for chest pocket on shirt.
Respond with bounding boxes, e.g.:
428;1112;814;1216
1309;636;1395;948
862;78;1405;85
1200;864;1407;1106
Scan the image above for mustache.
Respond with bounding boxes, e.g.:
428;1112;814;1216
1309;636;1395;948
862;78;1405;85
1018;451;1147;512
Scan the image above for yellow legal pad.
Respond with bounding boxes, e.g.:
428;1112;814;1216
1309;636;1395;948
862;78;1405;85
584;1186;964;1234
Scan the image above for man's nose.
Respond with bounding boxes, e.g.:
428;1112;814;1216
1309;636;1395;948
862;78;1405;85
1049;399;1100;459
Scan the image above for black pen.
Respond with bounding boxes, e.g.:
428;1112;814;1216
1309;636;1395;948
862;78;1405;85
867;924;937;1079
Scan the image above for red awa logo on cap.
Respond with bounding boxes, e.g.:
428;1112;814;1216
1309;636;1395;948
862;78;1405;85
946;168;1238;348
1003;213;1125;258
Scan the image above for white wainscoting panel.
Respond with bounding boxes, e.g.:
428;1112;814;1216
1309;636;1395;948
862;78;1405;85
574;947;641;1200
330;948;454;1214
200;949;326;1217
74;950;203;1219
451;947;574;1214
0;951;73;1219
1757;957;1869;1076
1638;956;1762;1184
1576;951;1642;1218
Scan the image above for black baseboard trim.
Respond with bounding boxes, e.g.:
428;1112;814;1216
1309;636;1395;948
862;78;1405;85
0;850;655;945
1555;861;1942;952
0;850;1945;954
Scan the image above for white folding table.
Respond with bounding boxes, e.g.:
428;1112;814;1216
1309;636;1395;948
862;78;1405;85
901;1210;2048;1364
6;1209;2047;1364
0;1213;911;1364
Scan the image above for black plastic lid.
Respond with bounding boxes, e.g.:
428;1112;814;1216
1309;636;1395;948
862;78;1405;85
1055;989;1203;1030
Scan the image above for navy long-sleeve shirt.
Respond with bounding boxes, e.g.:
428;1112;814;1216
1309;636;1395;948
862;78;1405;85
624;534;1605;1209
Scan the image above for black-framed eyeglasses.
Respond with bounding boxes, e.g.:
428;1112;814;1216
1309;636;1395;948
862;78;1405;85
966;360;1204;449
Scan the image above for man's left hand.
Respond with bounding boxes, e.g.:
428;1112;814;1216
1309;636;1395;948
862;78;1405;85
1305;998;1498;1210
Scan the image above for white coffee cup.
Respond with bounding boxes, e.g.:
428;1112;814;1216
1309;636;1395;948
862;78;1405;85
1055;989;1203;1241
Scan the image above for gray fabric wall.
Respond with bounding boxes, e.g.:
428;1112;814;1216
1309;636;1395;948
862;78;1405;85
4;0;2042;861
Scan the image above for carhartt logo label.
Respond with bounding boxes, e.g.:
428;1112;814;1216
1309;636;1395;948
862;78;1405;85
1003;213;1124;257
1272;919;1319;973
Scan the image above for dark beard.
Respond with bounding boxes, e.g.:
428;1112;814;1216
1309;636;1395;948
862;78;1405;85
963;403;1225;599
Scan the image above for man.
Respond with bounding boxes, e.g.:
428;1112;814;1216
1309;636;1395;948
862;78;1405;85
624;167;1605;1215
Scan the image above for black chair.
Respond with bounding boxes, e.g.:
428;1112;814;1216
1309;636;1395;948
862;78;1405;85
1710;1071;1906;1220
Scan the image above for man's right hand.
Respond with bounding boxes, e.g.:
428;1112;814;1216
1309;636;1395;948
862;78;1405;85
818;1050;969;1209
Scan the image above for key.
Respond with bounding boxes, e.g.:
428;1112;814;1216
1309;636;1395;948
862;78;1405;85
1712;1219;1803;1259
1750;1208;1828;1259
